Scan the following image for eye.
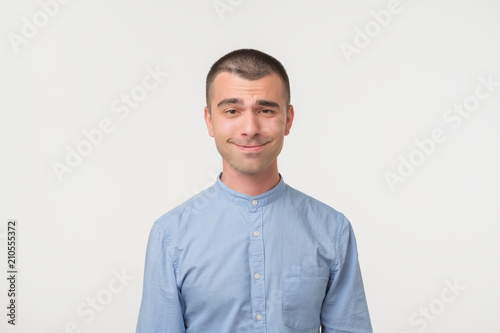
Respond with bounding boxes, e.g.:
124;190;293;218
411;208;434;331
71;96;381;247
225;109;238;115
261;109;275;114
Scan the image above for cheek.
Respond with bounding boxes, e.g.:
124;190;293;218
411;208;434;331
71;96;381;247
216;120;241;139
212;124;234;146
269;120;288;136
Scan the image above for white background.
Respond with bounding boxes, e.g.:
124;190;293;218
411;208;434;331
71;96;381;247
1;0;499;332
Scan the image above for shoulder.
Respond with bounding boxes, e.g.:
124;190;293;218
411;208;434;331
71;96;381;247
154;184;217;230
284;184;346;222
282;184;355;255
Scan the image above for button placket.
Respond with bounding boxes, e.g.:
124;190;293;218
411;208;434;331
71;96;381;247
248;200;265;330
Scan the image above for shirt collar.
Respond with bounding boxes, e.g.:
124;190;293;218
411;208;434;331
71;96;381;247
214;172;287;207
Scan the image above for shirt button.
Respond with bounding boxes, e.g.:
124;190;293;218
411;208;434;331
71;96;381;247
251;199;258;206
254;273;261;280
256;314;262;321
253;231;260;237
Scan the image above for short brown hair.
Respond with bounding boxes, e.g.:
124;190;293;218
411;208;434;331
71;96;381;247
206;49;291;108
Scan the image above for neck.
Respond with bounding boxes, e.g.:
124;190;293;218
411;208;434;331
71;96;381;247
220;162;280;196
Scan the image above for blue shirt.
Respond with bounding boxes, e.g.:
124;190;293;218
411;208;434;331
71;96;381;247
136;174;372;332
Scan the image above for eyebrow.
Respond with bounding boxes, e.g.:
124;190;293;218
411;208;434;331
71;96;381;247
217;98;241;108
257;99;281;108
216;98;281;108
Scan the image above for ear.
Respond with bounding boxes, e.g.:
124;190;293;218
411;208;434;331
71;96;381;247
204;106;215;137
284;104;294;136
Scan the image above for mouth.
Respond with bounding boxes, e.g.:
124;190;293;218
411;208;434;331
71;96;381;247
233;142;269;152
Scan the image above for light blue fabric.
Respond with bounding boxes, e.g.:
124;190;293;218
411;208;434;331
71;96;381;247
136;174;372;333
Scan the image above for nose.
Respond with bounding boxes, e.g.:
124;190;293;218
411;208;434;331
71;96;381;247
240;112;260;138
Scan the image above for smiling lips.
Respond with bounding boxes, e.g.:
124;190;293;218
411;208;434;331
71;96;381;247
232;142;269;152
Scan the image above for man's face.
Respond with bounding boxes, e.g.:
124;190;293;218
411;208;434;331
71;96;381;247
204;72;294;177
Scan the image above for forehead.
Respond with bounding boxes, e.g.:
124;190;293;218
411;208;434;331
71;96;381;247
210;72;286;104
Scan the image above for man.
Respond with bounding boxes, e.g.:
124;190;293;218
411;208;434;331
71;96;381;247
136;49;372;332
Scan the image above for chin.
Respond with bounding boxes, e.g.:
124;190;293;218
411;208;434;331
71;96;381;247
234;163;273;176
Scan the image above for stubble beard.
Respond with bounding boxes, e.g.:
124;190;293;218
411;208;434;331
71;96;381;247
220;140;283;176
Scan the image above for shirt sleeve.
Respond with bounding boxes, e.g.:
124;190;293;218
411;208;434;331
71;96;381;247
136;222;186;333
320;215;373;333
